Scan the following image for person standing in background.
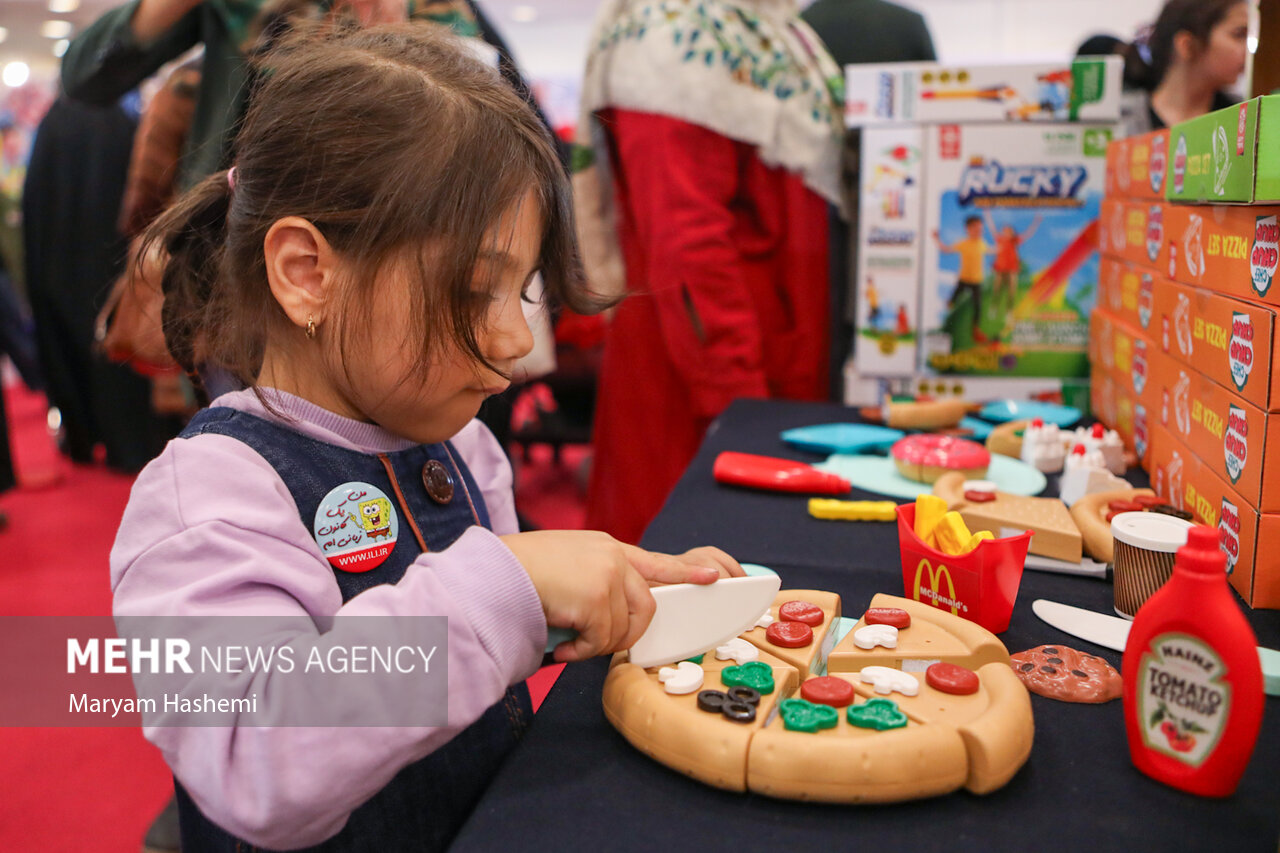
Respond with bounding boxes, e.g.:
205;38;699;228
576;0;846;545
801;0;936;67
23;95;183;472
1120;0;1249;136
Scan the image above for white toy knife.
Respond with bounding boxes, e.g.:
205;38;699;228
1031;599;1280;696
546;574;782;669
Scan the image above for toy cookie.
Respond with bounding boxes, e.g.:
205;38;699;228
1011;645;1121;703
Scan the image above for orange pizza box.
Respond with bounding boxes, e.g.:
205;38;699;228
1105;129;1170;202
1150;274;1280;412
1091;309;1155;406
1148;423;1280;608
1098;255;1159;336
1098;198;1169;271
1145;347;1280;511
1162;203;1280;307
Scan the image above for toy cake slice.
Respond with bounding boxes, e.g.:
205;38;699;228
603;648;800;792
746;691;969;803
738;590;841;680
827;593;1010;674
934;472;1082;563
836;662;1034;794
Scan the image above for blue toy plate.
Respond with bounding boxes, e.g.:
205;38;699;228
781;423;905;455
959;416;994;440
979;400;1081;427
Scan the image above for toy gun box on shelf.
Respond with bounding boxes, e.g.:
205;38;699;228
845;58;1123;127
1148;422;1280;608
1164;95;1280;204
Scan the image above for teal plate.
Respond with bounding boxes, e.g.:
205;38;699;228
813;453;1047;500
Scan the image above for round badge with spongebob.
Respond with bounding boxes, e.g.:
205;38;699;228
313;482;399;572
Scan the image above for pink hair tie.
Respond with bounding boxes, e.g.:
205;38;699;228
227;166;236;191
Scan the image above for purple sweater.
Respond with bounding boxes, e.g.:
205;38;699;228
110;389;547;848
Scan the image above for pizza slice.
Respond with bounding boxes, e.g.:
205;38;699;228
746;690;970;803
827;593;1009;674
738;589;842;680
842;661;1035;794
602;647;800;792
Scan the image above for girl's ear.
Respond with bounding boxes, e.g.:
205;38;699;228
263;217;339;330
1172;29;1200;64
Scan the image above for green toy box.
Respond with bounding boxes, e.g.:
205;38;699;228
1167;95;1280;204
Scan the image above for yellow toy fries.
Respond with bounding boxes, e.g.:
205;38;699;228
932;512;973;556
913;494;948;546
808;498;897;522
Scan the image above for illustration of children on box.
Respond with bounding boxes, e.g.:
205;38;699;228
987;211;1042;320
865;276;882;328
932;217;990;344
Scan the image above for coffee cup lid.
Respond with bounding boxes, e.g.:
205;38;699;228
1111;511;1193;552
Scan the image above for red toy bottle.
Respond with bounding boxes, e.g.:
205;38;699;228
1122;526;1264;797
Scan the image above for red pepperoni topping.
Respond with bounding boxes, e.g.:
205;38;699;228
766;620;813;648
800;676;856;707
779;600;825;626
1105;509;1121;522
1134;494;1164;508
1108;499;1142;513
964;489;996;503
926;662;980;695
863;607;911;629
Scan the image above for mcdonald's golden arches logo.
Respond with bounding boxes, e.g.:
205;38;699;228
912;558;964;615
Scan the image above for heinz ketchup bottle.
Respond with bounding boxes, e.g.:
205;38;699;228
1122;526;1263;797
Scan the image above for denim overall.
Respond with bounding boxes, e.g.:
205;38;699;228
171;407;533;852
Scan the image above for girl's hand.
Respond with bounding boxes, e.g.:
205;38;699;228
671;545;746;580
500;531;724;663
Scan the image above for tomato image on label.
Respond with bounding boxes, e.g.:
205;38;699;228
313;482;399;572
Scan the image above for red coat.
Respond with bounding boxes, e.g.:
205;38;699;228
586;109;831;544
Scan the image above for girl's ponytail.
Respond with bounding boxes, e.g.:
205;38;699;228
140;169;233;374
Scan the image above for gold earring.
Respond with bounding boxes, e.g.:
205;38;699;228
305;316;317;339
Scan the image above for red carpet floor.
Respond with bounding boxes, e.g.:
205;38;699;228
0;381;584;851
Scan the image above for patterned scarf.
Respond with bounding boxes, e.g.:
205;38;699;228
573;0;846;299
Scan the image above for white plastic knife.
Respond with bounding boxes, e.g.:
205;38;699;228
545;574;782;669
1032;599;1280;696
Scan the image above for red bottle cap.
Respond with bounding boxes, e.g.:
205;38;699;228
1175;525;1227;577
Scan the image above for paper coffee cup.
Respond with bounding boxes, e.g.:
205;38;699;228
1111;512;1194;618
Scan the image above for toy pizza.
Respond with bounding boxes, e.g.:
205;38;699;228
602;592;1034;802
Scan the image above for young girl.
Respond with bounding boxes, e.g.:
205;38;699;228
112;23;741;852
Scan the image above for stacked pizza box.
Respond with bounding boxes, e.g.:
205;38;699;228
1092;95;1280;608
842;58;1122;407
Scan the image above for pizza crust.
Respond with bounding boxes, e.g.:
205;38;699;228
602;590;1033;803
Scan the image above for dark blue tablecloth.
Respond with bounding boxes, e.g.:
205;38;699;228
452;399;1280;852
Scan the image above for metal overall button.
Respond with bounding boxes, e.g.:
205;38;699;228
422;459;455;505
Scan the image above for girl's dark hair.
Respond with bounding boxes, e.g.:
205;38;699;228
1125;0;1244;90
145;20;597;388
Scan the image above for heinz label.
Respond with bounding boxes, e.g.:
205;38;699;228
1138;274;1153;329
1132;339;1148;395
1149;132;1167;195
1223;405;1248;484
1228;312;1254;391
1138;633;1231;767
1219;499;1241;576
1251;215;1279;296
1146;205;1163;263
1173;134;1187;194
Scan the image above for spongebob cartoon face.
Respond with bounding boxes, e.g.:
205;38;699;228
355;498;393;539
